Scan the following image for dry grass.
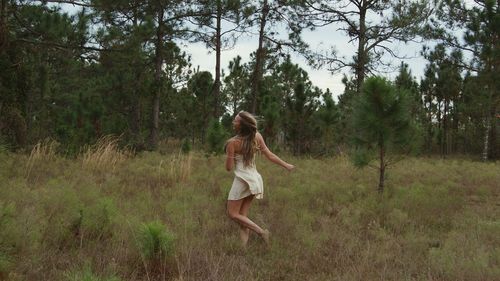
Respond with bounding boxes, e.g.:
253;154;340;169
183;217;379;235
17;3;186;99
151;152;193;189
25;139;59;179
0;149;499;281
81;135;132;172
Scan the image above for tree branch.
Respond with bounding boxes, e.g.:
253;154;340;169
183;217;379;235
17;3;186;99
14;38;120;52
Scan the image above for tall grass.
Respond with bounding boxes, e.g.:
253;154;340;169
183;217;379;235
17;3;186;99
0;202;14;279
25;139;59;179
1;149;499;280
158;153;192;184
81;135;131;172
0;136;11;154
65;264;121;281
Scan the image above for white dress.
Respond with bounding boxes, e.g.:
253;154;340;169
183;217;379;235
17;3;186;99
227;154;264;200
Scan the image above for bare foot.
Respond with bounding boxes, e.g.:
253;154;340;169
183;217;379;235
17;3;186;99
260;229;270;245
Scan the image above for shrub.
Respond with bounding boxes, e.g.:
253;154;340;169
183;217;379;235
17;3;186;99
81;198;117;240
0;136;10;154
206;119;228;155
138;221;175;260
0;202;18;251
181;139;191;154
0;251;11;278
38;184;83;248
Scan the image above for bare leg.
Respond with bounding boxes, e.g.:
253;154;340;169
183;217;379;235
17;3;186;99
239;195;254;246
227;198;265;236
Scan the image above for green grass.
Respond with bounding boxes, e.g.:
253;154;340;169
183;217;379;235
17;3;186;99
0;150;498;281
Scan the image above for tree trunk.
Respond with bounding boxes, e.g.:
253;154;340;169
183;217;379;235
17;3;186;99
130;98;142;146
149;8;164;150
482;115;491;161
0;0;7;50
436;99;442;156
92;117;101;138
489;111;498;159
232;95;238;117
355;5;367;94
212;0;222;118
0;0;5;22
481;87;496;161
378;143;385;193
250;0;268;114
130;6;143;149
452;109;459;153
427;104;433;153
482;45;498;160
443;99;448;157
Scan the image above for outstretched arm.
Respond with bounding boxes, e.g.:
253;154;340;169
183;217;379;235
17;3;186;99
256;132;294;171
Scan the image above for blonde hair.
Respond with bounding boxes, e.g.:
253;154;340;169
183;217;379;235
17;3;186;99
235;111;259;166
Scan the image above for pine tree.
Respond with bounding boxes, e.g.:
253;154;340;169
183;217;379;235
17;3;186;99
192;0;251;118
425;0;499;160
313;89;340;156
248;0;308;114
421;44;463;156
206;118;228;155
223;56;250;116
297;0;433;93
351;76;414;192
187;71;215;143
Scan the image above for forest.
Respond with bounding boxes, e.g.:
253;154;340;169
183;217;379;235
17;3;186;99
0;0;498;160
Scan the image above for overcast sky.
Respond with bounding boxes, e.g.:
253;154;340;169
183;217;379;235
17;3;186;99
187;26;430;99
56;3;445;100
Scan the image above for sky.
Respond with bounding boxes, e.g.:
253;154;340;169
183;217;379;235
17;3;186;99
56;2;444;101
187;25;431;100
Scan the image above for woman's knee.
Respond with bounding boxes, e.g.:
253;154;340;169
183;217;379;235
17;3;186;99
227;209;239;220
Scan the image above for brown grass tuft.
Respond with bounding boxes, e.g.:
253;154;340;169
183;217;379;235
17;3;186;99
81;135;132;172
157;152;192;186
25;139;59;179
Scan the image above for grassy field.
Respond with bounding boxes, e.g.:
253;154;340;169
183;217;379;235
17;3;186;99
0;141;499;281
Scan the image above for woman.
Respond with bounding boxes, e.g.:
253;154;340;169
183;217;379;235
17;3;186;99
225;111;294;247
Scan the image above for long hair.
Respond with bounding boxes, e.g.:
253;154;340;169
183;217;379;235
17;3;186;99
236;111;259;166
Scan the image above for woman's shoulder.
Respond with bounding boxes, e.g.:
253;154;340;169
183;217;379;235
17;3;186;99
227;136;242;143
255;132;265;143
226;136;242;149
226;136;242;154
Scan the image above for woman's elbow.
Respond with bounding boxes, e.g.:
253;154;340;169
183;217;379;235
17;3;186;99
265;153;277;162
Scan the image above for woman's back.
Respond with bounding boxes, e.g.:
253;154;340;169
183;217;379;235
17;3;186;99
229;137;245;154
230;138;257;169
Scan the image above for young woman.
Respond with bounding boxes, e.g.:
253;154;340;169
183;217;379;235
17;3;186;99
225;111;294;247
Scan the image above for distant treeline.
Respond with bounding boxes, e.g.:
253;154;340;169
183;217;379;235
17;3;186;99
0;1;498;159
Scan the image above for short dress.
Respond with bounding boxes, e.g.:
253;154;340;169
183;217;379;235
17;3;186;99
227;154;264;200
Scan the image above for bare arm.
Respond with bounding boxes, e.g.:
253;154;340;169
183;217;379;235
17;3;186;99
225;140;235;172
256;132;294;171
